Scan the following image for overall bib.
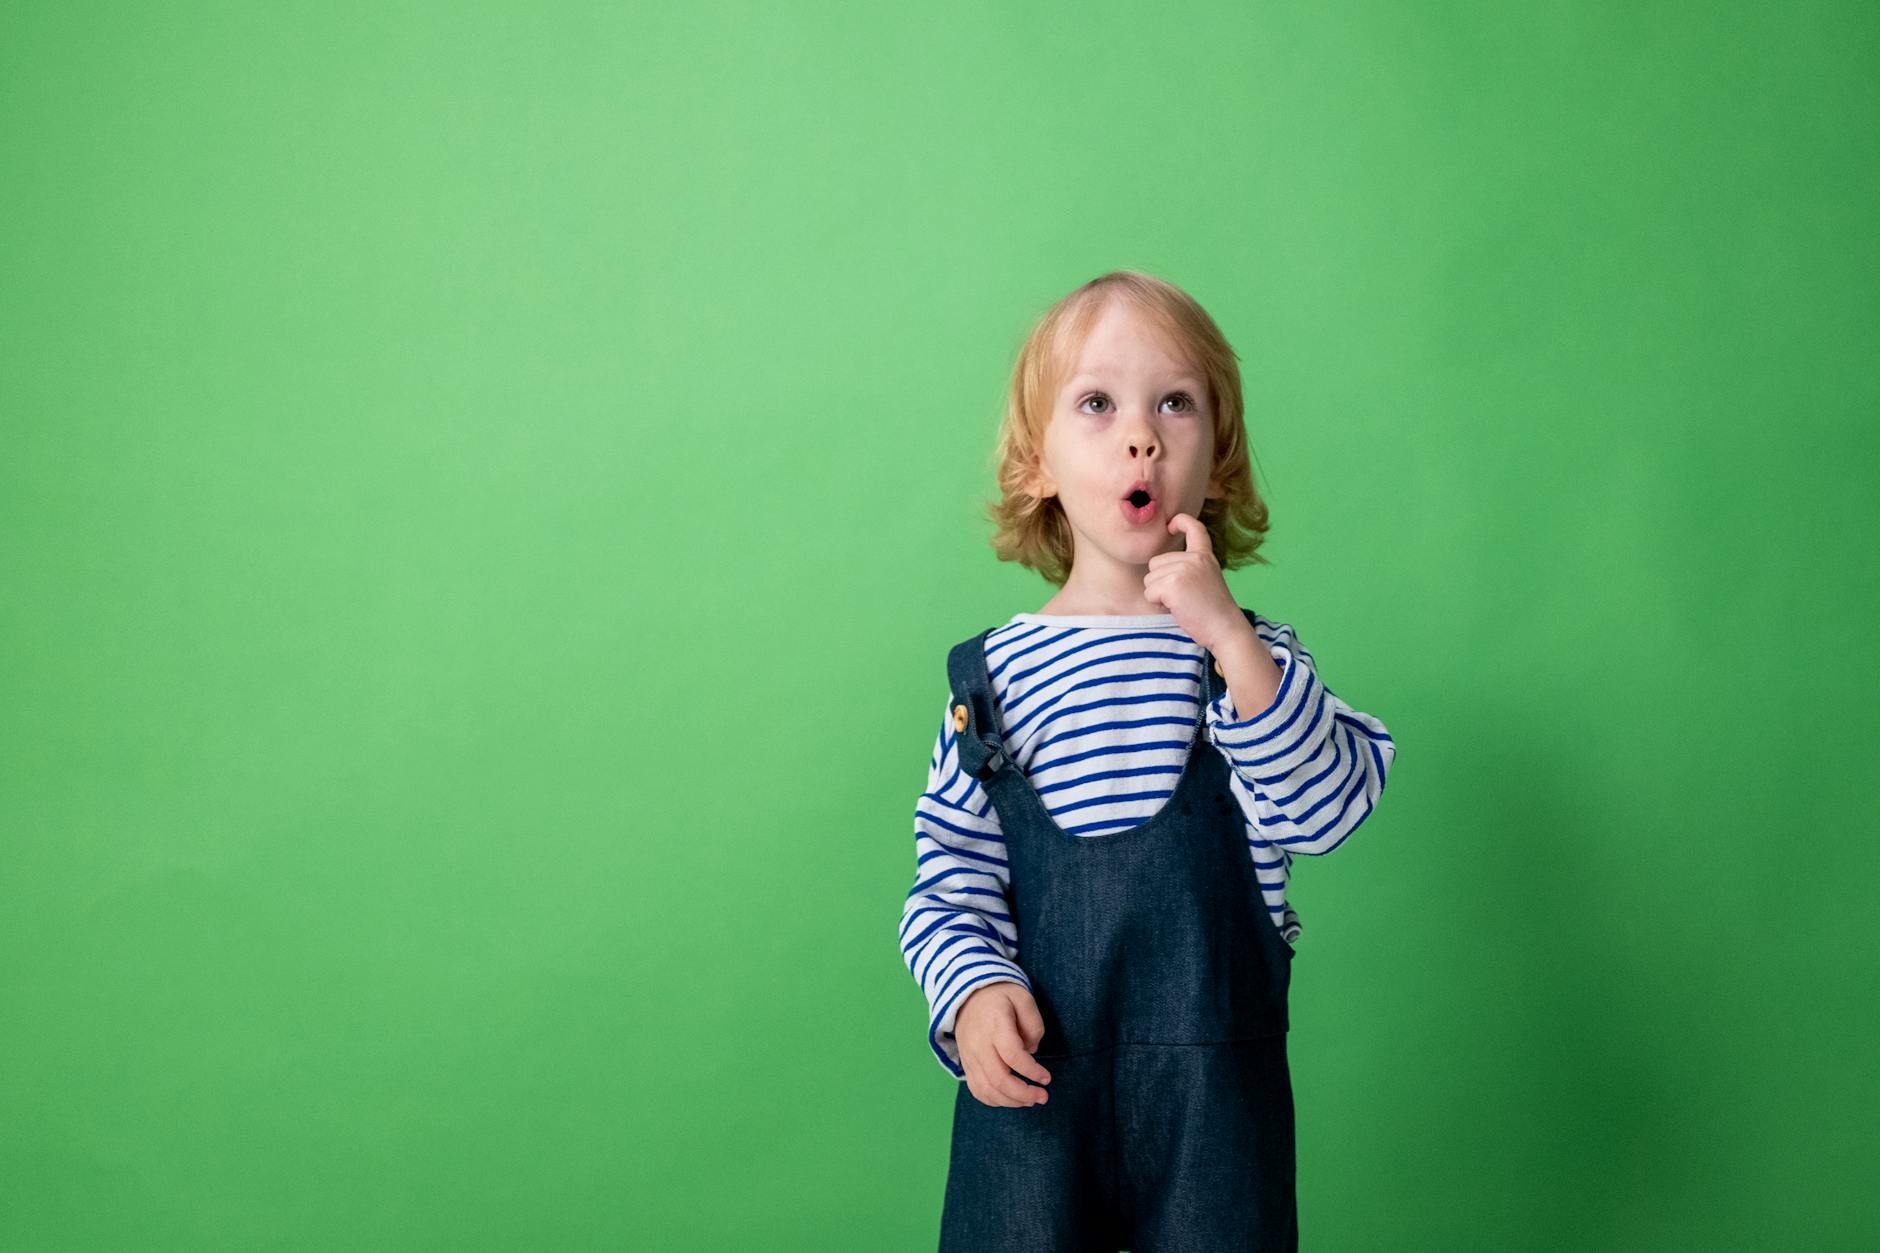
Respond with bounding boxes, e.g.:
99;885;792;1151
936;615;1297;1253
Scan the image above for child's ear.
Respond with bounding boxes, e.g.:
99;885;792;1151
1024;462;1057;500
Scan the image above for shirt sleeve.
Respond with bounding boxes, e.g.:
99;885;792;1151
1203;615;1397;856
898;696;1031;1079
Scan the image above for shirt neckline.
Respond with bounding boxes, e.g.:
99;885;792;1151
1009;612;1181;628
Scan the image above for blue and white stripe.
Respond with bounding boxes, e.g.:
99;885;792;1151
898;610;1397;1078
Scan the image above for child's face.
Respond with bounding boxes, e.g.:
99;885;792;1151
1028;300;1223;574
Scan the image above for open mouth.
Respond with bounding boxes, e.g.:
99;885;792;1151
1120;483;1159;525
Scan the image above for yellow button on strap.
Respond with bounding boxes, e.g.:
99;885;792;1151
951;702;969;733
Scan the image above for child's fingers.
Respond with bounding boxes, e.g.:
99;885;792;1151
959;989;1052;1107
1166;511;1212;555
989;1028;1050;1103
998;1029;1053;1090
963;1045;1040;1107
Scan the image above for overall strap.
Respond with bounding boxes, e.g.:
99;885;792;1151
944;628;1013;784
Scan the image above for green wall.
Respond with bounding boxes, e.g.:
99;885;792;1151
3;2;1873;1249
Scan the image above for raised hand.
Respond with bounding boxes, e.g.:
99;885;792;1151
1143;512;1256;655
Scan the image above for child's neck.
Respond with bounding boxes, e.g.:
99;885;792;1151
1033;595;1170;617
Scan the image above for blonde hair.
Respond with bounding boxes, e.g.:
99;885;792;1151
984;269;1271;587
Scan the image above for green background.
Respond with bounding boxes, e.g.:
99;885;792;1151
3;1;1874;1249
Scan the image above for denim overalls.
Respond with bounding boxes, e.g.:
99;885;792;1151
936;612;1298;1253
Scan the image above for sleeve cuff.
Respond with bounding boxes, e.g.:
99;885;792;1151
1206;638;1331;770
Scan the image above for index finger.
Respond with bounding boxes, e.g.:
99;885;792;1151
1166;512;1212;555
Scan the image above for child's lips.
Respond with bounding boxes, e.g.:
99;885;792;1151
1120;495;1159;526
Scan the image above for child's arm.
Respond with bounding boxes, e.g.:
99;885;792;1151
1204;614;1398;856
898;696;1029;1079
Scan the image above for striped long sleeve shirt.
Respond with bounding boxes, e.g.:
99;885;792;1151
898;609;1397;1079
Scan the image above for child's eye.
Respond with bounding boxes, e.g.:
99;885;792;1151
1079;391;1199;415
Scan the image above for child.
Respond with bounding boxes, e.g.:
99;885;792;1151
897;270;1397;1252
